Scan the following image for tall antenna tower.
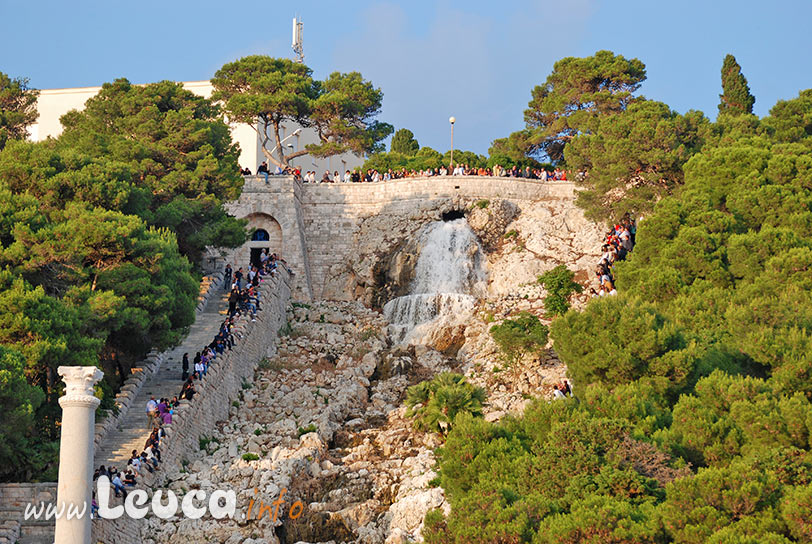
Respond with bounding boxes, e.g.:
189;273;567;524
292;16;304;64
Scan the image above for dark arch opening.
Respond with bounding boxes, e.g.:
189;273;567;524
441;209;465;222
251;229;270;241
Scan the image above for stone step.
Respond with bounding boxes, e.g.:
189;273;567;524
17;537;53;544
94;288;232;471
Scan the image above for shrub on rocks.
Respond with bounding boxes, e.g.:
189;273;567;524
404;373;486;434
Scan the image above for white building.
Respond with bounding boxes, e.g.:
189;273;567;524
28;80;364;176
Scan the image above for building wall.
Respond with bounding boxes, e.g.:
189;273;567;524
27;80;364;175
227;176;577;301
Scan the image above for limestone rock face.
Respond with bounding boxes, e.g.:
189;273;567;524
467;199;519;250
318;192;601;304
487;199;603;295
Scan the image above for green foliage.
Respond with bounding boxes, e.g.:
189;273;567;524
490;312;549;366
0;346;49;481
297;423;317;437
537;265;584;316
0;71;38;150
361;147;485;173
390;128;419;155
509;50;646;163
718;54;755;116
50;78;246;262
212;56;392;168
660;458;785;543
474;199;489;209
551;296;700;393
443;149;487;168
425;56;812;544
198;435;219;451
404;373;486;434
488;131;544;169
781;485;812;542
0;72;249;479
566;100;710;223
241;453;259;461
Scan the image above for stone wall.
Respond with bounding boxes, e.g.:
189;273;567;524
299;177;575;300
0;483;57;543
227;176;577;301
91;270;292;544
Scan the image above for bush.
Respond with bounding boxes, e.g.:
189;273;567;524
551;296;697;392
537;265;583;316
297;423;317;437
198;435;218;451
0;346;48;481
489;312;549;366
241;453;259;461
405;373;486;434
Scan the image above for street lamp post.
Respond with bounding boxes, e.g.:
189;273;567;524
449;116;456;172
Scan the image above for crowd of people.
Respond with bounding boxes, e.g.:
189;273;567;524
242;160;580;184
93;419;166;503
590;214;636;297
92;249;289;503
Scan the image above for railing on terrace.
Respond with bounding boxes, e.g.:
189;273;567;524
240;174;571;193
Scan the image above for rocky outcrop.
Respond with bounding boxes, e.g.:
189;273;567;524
142;301;457;544
486;200;603;294
467;199;518;250
318;191;601;305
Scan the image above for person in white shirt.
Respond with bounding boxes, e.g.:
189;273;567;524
343;170;351;183
145;396;157;429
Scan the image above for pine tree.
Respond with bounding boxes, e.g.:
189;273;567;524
718;54;755;116
390;128;420;155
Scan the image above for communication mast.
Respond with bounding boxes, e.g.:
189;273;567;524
292;16;304;64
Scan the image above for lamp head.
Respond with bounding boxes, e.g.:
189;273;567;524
449;116;456;124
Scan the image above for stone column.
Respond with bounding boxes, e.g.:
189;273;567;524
55;366;103;544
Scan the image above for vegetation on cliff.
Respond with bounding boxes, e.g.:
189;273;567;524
427;54;812;542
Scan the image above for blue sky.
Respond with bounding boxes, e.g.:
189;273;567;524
2;0;811;155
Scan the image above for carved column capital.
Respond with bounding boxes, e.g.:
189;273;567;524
58;366;103;409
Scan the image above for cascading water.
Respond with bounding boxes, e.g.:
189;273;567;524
384;218;487;343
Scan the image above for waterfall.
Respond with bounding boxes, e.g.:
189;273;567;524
384;218;486;343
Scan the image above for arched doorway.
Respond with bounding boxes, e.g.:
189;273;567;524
239;214;283;269
250;229;271;267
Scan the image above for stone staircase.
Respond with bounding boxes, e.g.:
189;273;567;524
94;286;231;473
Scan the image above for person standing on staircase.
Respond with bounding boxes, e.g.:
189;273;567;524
224;263;232;291
182;352;189;381
145;395;158;429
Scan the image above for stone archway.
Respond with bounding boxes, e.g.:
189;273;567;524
236;213;283;268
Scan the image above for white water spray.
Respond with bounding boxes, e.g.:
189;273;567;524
384;218;486;343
